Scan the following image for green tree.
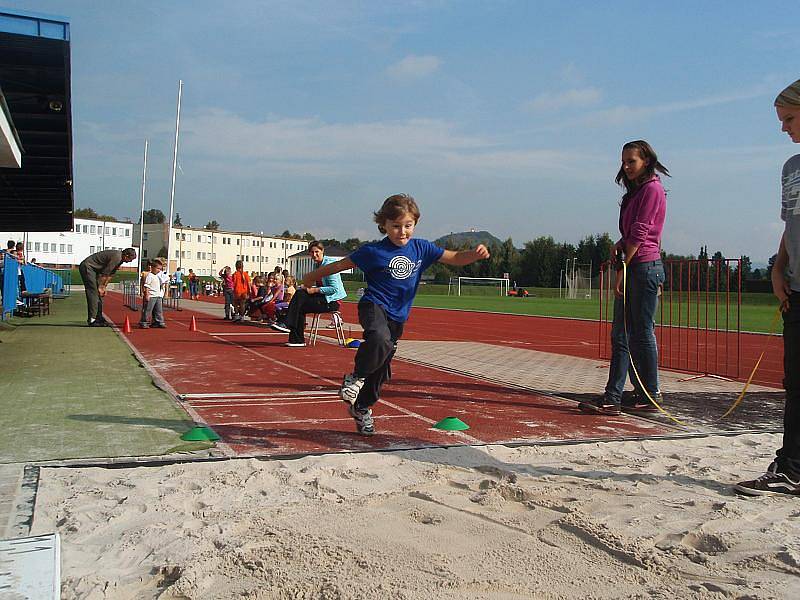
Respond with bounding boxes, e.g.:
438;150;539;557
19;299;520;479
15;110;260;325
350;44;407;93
173;213;183;226
74;207;98;219
205;220;220;230
143;209;166;224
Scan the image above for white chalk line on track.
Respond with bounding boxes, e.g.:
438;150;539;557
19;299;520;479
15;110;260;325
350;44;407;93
188;399;345;409
215;414;415;427
172;318;484;445
180;390;338;399
206;331;286;336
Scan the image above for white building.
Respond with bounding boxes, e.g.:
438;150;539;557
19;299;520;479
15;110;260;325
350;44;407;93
0;217;136;269
134;223;311;277
287;245;354;280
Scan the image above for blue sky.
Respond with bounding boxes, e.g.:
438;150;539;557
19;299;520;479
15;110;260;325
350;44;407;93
6;1;800;262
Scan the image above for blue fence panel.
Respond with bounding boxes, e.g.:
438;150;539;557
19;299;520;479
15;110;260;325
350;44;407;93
1;258;65;320
21;263;63;296
51;269;71;297
2;255;20;320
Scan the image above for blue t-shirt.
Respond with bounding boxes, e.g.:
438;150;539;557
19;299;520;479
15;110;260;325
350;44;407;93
350;237;444;322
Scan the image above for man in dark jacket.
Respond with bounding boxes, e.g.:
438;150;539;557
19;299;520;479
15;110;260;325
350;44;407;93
79;247;136;326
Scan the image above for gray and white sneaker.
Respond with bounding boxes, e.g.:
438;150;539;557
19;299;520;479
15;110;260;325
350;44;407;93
348;405;374;436
339;373;365;405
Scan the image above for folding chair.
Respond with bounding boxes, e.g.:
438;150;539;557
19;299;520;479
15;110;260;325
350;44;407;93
307;311;346;346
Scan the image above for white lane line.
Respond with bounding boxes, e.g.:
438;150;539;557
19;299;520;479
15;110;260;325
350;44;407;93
207;332;286;336
216;414;414;426
191;399;344;409
180;391;338;399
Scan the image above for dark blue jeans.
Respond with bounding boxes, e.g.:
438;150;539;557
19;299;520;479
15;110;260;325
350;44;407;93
776;292;800;478
605;260;665;402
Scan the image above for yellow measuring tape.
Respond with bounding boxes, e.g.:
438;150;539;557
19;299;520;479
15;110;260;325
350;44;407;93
620;262;782;427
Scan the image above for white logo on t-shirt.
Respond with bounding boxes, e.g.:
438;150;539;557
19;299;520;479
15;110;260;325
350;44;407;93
388;256;418;279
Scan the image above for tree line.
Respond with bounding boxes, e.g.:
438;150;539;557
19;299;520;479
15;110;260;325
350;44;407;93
76;207;772;289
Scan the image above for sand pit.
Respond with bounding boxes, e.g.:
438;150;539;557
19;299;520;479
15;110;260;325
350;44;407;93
32;433;800;599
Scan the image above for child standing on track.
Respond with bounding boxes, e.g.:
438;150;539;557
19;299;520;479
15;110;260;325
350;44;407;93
301;194;490;435
231;260;251;322
219;266;234;319
735;79;800;497
140;258;166;328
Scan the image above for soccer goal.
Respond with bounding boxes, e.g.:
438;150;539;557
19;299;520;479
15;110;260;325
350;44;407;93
561;261;592;299
448;277;511;297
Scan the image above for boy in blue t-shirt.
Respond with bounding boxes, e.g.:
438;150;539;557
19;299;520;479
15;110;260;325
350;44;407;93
301;194;489;435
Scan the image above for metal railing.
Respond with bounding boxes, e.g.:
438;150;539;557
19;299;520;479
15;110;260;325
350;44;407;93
599;258;742;380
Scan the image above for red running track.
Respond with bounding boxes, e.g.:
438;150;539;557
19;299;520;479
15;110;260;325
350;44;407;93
189;295;784;388
104;294;668;457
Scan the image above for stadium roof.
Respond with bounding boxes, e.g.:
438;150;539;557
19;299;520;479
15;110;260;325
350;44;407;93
0;9;73;231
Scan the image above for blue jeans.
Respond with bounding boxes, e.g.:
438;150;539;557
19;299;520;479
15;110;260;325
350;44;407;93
223;288;234;318
605;260;664;402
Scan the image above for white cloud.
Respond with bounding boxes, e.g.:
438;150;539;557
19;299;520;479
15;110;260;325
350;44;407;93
579;85;771;127
386;54;442;80
525;87;603;112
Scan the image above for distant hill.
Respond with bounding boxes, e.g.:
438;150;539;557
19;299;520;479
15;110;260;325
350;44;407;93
434;230;504;249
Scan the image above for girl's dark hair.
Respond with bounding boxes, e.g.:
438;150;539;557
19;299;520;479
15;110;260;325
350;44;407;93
308;241;324;251
615;140;670;203
373;194;421;234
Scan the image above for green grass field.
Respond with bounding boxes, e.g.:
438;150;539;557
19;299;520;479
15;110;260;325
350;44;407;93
339;282;782;334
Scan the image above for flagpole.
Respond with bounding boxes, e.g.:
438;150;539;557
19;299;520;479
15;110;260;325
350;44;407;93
138;139;148;273
165;79;183;273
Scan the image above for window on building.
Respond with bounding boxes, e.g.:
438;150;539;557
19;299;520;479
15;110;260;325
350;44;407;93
82;225;88;233
67;244;73;253
197;252;201;259
143;249;148;258
202;252;206;260
125;228;130;237
89;246;94;253
112;227;117;235
143;232;148;240
34;242;40;251
60;244;65;253
90;225;96;234
27;241;32;251
175;250;180;258
212;253;216;260
175;232;180;240
105;227;110;234
50;243;56;252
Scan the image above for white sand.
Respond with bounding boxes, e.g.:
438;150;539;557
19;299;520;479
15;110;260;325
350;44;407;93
33;433;800;599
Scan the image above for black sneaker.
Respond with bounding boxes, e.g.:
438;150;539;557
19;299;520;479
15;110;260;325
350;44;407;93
735;464;800;497
348;405;375;436
621;390;661;413
578;396;621;415
271;322;290;333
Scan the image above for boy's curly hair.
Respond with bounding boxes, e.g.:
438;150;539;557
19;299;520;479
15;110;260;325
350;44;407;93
373;194;421;234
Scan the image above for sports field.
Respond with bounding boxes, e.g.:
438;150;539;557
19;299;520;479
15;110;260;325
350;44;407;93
407;292;781;334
